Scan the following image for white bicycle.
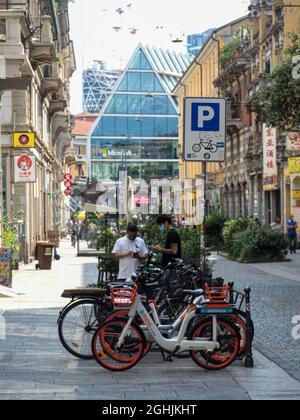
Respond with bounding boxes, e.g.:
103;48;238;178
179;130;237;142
92;281;241;372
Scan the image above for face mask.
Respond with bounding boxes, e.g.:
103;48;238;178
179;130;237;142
159;226;166;233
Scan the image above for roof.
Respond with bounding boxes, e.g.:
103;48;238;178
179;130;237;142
75;112;99;120
143;45;192;91
72;118;96;136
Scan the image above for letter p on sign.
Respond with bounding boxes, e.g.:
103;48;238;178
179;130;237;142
191;103;220;132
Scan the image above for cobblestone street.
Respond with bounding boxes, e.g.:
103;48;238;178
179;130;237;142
214;253;300;383
0;242;300;400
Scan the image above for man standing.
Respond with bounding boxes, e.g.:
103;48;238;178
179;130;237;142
112;224;148;281
152;215;182;267
287;215;298;255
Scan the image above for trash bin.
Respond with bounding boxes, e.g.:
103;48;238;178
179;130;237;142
35;242;54;270
47;230;60;248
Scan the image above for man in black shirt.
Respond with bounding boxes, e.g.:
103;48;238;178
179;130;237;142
152;215;182;267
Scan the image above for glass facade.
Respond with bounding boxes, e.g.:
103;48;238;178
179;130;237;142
90;47;188;183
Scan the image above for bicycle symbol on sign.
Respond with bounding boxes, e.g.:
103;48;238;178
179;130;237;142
192;133;219;154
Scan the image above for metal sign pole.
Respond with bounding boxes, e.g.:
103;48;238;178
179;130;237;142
200;162;207;277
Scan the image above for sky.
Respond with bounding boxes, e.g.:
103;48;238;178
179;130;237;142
69;0;250;114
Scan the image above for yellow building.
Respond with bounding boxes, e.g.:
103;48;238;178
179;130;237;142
174;16;249;212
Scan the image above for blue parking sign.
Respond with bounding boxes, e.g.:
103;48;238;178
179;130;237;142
183;97;226;163
191;103;220;132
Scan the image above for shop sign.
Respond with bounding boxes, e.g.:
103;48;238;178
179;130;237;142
13;132;35;149
65;189;72;196
291;191;300;200
64;174;73;182
263;125;278;191
14;155;36;183
287;133;300;151
98;148;137;159
288;157;300;173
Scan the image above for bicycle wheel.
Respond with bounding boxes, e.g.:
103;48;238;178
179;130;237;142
189;317;240;370
192;144;201;153
230;313;255;359
58;299;112;360
92;319;145;372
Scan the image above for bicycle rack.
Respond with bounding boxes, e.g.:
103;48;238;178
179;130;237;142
228;282;254;368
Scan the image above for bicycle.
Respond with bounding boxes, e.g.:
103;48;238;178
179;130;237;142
92;278;241;372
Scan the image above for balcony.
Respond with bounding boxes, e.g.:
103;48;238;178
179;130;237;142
227;101;243;132
0;74;31;90
30;15;56;69
245;74;272;112
40;77;62;99
214;55;250;90
49;98;67;117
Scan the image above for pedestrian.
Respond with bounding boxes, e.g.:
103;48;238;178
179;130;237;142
112;223;148;282
287;215;298;255
71;222;78;247
181;217;188;229
152;215;182;267
271;217;283;232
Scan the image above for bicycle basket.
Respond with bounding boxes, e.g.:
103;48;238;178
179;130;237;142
204;284;229;303
111;287;137;306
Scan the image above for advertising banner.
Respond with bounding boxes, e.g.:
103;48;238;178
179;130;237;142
287;132;300;152
263;125;278;191
0;248;13;288
14;155;36;183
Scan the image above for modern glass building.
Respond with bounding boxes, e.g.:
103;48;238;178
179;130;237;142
88;45;191;182
187;29;215;56
83;61;121;113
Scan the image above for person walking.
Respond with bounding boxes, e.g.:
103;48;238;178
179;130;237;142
287;215;298;255
152;215;182;267
112;223;148;282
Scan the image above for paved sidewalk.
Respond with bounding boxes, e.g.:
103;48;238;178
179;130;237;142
0;241;300;400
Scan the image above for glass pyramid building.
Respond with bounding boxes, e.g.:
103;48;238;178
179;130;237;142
88;45;191;182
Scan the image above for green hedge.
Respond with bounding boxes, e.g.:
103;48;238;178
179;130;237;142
205;211;228;249
223;219;288;263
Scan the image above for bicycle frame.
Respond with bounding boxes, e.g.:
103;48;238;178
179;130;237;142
116;294;220;354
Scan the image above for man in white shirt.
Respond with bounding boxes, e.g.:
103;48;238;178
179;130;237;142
112;224;148;281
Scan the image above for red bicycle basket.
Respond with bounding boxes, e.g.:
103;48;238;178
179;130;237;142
204;284;229;303
111;287;137;306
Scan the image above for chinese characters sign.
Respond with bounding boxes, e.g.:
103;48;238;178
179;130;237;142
263;125;278;191
288;157;300;173
14;155;36;183
0;249;12;288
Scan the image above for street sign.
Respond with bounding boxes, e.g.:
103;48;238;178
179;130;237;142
64;180;73;188
13;132;35;149
183;97;226;162
14;155;36;183
64;174;73;182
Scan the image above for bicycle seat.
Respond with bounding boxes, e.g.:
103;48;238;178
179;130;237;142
61;288;107;299
182;289;204;297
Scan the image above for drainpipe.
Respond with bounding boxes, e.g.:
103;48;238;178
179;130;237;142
212;32;221;98
195;61;203;97
179;82;187;179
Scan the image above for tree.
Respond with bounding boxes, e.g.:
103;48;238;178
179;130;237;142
258;33;300;130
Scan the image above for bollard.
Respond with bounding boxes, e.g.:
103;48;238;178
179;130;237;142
228;282;234;305
244;287;254;368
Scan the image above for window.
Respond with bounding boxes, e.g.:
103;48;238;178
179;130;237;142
142;118;155;137
155;118;168;137
115;95;128;114
141;73;155;92
142;96;155;114
115;117;128;136
167;118;178;137
102;116;116;136
128;95;141;114
0;20;6;42
127;72;141;92
154;96;167;115
117;75;128;92
154;76;165;93
129;50;152;70
128;117;142;137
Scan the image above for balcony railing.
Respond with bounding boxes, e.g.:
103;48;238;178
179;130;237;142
0;1;28;11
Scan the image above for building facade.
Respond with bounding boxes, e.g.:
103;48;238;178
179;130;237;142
0;0;76;262
88;45;191;183
174;17;249;213
83;61;121;113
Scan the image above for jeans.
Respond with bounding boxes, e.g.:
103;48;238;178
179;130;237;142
288;235;298;253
